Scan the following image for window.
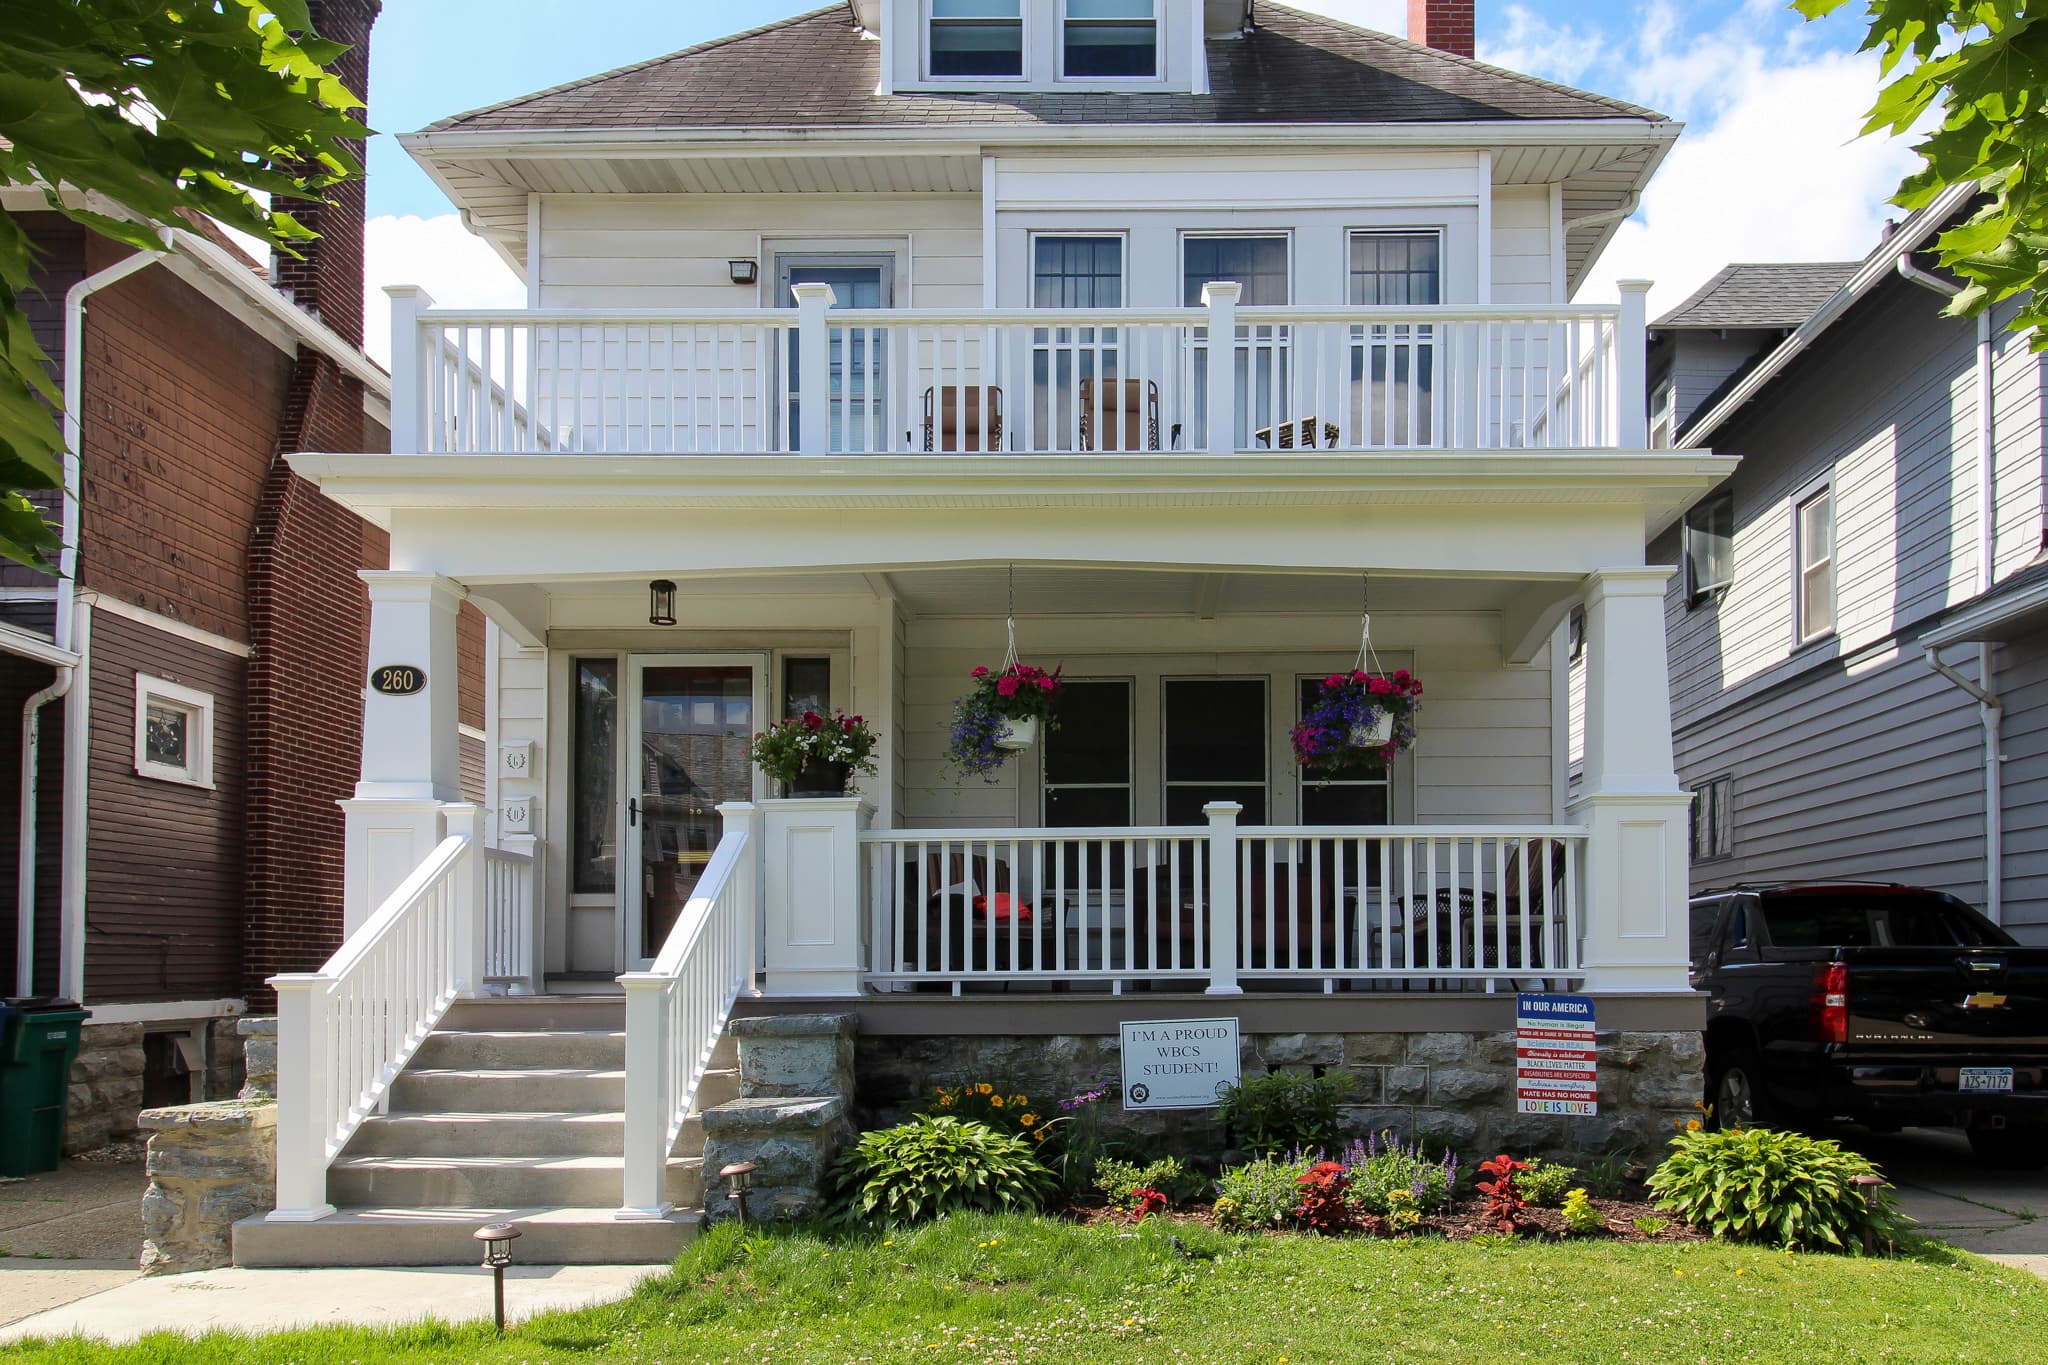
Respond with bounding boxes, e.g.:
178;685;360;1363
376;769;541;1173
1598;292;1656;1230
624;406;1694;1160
1032;235;1124;309
571;657;618;895
781;657;831;721
1348;231;1442;306
1567;606;1586;664
1181;236;1289;307
1296;678;1391;826
1348;231;1441;447
1684;490;1734;606
1163;678;1267;825
134;675;213;788
929;0;1022;77
1185;235;1290;448
1042;680;1133;827
1649;381;1676;449
1690;776;1731;862
1063;0;1158;78
1795;485;1835;642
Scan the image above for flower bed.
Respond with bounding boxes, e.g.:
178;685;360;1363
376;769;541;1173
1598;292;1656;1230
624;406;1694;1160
1064;1187;1705;1244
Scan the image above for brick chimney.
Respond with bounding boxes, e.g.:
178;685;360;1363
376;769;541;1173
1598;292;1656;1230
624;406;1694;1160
1408;0;1474;58
270;0;380;349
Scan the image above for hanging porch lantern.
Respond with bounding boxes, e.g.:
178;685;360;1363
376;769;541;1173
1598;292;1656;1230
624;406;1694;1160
648;579;678;626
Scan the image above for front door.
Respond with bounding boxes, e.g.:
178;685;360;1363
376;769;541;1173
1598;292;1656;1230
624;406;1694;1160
777;256;892;452
623;655;768;969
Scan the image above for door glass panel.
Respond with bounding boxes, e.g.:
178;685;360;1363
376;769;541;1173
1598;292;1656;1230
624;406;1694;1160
1164;679;1267;825
783;263;887;452
636;665;754;958
571;658;618;895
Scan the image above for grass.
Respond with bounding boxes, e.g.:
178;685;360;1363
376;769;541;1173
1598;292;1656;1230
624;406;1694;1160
4;1214;2045;1364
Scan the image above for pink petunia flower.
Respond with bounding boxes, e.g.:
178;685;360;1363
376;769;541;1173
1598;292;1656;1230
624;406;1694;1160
996;677;1019;698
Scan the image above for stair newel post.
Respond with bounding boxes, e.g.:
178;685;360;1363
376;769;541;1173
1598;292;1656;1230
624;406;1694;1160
444;803;488;1000
268;973;338;1222
717;801;762;997
618;972;673;1219
1203;801;1244;995
1201;282;1241;453
793;282;836;455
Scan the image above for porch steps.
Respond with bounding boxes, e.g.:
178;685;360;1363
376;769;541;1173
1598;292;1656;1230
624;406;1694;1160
235;997;734;1268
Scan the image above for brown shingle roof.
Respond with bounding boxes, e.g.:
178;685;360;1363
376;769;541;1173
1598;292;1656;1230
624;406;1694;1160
1655;262;1862;331
425;3;1663;135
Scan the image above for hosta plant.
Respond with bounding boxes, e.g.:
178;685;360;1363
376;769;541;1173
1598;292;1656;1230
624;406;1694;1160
1647;1125;1901;1253
828;1116;1056;1225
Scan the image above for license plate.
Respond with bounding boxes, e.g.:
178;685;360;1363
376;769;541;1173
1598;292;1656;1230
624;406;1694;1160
1959;1067;2015;1093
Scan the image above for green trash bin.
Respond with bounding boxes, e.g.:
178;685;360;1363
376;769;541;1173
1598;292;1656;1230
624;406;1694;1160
0;1001;90;1176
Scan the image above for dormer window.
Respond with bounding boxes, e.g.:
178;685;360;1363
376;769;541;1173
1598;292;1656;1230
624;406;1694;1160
1063;0;1159;78
929;0;1023;78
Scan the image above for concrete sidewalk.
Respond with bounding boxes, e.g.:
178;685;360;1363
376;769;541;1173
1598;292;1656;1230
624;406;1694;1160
0;1151;148;1327
0;1262;664;1346
1841;1127;2048;1276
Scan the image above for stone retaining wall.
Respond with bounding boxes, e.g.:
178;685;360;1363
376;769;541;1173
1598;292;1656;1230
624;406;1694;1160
857;1029;1703;1161
137;1100;275;1274
66;1016;245;1154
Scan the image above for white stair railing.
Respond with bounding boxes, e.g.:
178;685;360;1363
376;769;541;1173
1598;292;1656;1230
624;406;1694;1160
618;802;759;1219
269;804;488;1222
483;843;541;994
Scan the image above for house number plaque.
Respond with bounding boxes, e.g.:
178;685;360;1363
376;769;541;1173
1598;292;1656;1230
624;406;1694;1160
369;665;426;696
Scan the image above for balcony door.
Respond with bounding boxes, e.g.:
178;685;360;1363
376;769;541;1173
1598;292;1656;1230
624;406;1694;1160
777;256;893;452
623;655;768;969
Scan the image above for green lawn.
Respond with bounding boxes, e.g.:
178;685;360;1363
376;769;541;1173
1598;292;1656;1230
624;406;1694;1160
5;1215;2044;1364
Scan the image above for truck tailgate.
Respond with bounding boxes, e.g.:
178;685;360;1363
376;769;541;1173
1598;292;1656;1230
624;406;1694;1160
1842;948;2048;1051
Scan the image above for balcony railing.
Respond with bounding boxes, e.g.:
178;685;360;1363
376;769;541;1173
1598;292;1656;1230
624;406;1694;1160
388;282;1650;458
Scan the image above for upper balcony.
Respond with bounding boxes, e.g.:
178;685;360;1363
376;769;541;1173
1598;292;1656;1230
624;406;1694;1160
388;281;1652;459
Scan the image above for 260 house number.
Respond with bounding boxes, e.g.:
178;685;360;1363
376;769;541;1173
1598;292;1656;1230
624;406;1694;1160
370;665;426;696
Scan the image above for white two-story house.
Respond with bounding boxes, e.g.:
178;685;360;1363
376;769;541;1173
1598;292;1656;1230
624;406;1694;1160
243;1;1736;1265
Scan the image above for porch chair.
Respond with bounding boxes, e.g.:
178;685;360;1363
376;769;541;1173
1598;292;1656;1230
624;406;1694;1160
922;386;1003;453
894;849;1058;977
1403;838;1571;971
1253;416;1342;450
1076;377;1161;452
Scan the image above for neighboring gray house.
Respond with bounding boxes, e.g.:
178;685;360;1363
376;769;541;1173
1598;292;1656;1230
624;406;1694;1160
1636;186;2048;943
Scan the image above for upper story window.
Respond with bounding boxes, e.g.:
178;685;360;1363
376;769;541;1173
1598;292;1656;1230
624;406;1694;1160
1690;775;1732;862
1181;235;1290;306
1685;490;1734;607
929;0;1023;78
1348;231;1442;306
1062;0;1159;78
1033;235;1124;308
1795;484;1835;643
1650;380;1676;449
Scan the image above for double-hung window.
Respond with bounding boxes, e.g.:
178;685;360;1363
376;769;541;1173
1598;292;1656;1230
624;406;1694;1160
1032;235;1126;449
930;0;1023;78
1063;0;1159;78
1348;230;1441;446
1795;485;1835;643
1183;235;1289;448
1684;490;1734;606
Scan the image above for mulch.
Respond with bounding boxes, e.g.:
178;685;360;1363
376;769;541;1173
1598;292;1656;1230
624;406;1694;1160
1063;1189;1704;1243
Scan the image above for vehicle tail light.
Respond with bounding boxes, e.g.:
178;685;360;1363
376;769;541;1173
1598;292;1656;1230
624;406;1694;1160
1811;961;1850;1044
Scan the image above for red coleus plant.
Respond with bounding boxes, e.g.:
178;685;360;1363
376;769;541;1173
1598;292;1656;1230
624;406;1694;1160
1475;1154;1529;1234
1131;1187;1169;1222
1292;1160;1357;1234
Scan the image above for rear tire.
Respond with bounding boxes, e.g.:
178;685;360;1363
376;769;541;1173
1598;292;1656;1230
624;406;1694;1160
1709;1051;1775;1130
1967;1126;2048;1170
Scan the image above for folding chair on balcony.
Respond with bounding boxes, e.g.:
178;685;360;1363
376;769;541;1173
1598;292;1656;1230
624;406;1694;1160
922;386;1003;453
1253;417;1342;450
1076;378;1160;452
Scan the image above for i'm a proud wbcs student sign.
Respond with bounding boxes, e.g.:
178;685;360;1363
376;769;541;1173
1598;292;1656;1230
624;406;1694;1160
1119;1018;1242;1110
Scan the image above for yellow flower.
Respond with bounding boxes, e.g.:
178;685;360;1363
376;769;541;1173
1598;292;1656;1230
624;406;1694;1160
990;1095;1005;1108
1686;1119;1702;1132
977;1082;993;1095
883;1240;894;1247
937;1095;954;1108
1020;1113;1037;1127
1010;1095;1026;1107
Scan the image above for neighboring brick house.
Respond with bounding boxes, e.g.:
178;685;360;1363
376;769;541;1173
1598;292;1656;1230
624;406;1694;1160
0;0;487;1151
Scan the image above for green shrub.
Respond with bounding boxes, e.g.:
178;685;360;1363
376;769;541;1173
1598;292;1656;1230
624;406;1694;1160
1214;1155;1310;1230
1518;1157;1577;1208
1646;1126;1901;1253
1216;1071;1350;1157
1342;1132;1459;1214
1561;1188;1606;1235
1093;1156;1207;1208
829;1116;1056;1225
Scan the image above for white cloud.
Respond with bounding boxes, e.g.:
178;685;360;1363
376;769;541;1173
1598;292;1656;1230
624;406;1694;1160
363;213;526;367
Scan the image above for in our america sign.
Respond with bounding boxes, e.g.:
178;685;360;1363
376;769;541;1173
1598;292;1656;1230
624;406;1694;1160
1515;993;1597;1117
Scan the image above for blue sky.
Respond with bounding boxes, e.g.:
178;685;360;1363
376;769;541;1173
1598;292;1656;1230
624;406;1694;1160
359;1;1906;357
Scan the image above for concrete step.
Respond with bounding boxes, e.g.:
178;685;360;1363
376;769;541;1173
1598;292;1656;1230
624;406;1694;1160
675;1113;705;1160
390;1067;625;1115
342;1111;626;1158
709;1032;738;1071
234;1205;695;1268
693;1067;741;1112
328;1153;701;1208
442;996;625;1032
410;1029;625;1072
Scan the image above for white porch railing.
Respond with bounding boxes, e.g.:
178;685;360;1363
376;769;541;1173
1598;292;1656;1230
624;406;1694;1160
391;283;1649;457
482;844;541;995
618;802;759;1219
269;806;488;1222
860;810;1584;994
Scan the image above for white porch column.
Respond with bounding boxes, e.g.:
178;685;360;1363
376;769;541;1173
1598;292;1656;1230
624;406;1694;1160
1568;566;1692;992
341;572;465;935
761;796;871;997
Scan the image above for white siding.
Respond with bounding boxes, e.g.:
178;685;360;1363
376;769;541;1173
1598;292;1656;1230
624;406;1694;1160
1489;186;1552;307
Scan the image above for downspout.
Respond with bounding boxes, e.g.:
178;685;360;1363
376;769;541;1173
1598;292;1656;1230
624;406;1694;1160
14;246;163;999
1901;251;2003;923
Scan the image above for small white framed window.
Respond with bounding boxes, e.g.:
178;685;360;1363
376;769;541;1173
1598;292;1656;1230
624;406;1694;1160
1794;483;1835;644
1685;489;1734;606
134;674;214;789
928;0;1024;79
1061;0;1160;79
1690;775;1733;861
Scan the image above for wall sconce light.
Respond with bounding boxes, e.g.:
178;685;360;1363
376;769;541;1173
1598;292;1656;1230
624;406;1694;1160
473;1222;522;1331
649;579;677;626
720;1160;757;1226
728;259;759;286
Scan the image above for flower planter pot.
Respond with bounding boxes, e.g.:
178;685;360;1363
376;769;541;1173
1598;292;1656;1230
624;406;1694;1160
789;758;853;796
1349;712;1394;748
994;717;1038;751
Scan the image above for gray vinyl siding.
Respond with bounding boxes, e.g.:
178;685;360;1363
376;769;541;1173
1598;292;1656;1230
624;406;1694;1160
1995;637;2048;937
1666;329;1779;431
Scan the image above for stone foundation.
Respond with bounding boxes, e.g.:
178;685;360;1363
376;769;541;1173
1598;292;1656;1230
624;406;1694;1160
700;1096;855;1224
64;1015;246;1155
137;1100;276;1274
857;1028;1704;1161
237;1017;276;1099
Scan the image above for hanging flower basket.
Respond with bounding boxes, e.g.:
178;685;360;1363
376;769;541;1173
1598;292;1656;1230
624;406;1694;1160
946;662;1063;779
1292;669;1423;774
749;710;879;795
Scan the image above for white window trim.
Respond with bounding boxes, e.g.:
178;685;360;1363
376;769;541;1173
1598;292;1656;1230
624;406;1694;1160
1027;230;1131;308
1178;230;1294;307
1038;676;1137;827
1791;476;1836;647
923;0;1028;83
134;674;215;790
1057;0;1162;81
